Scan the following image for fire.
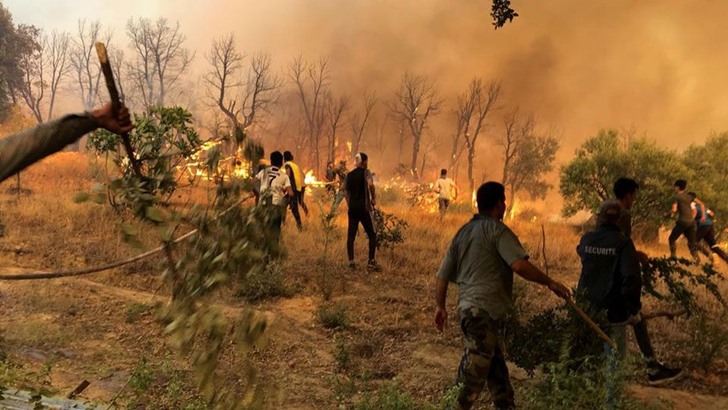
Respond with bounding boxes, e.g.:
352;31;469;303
304;170;327;187
179;140;252;181
346;141;353;153
508;200;520;221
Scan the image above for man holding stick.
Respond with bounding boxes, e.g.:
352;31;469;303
434;181;571;410
0;103;133;183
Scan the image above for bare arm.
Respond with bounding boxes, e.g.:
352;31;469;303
0;103;132;183
368;178;376;207
434;277;449;332
511;259;571;300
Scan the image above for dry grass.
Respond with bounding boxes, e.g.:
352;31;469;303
0;153;727;408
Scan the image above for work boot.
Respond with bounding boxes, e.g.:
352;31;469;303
648;364;683;386
367;259;381;272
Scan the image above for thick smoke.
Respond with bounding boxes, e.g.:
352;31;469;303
6;0;728;164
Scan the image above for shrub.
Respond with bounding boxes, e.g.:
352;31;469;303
681;311;728;371
317;304;349;329
235;261;292;303
356;381;415;410
125;302;152;323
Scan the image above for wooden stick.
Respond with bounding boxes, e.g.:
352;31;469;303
566;297;617;349
67;380;90;399
541;224;616;349
95;42;142;177
642;309;687;320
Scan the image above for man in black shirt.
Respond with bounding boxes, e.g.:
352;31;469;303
345;152;380;271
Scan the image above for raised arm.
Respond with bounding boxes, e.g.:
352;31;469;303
0;103;132;183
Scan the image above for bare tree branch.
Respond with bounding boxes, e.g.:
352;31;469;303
391;72;442;180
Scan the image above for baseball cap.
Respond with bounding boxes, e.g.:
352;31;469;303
597;200;622;225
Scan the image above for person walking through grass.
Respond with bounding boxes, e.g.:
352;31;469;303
668;179;700;262
433;168;457;219
611;178;683;385
283;150;306;230
345;152;380;271
433;181;571;410
256;151;293;247
689;192;728;265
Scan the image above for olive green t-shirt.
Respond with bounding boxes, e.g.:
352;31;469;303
436;214;529;320
675;191;694;223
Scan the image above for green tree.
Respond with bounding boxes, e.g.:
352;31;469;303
560;130;689;239
0;4;38;120
683;133;728;232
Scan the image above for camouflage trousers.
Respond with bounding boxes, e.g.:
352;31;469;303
456;307;515;410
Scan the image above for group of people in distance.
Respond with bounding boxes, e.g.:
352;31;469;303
433;177;711;409
255;150;381;271
669;179;728;264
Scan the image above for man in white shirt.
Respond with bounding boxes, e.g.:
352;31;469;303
256;151;293;245
434;168;457;219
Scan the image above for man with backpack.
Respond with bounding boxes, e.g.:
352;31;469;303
256;151;293;245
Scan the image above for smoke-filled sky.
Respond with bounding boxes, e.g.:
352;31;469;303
5;0;728;155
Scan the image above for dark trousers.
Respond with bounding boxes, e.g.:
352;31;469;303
264;205;284;256
288;191;303;229
298;187;309;215
347;209;376;261
696;225;728;262
456;307;515;410
438;198;450;218
668;220;699;260
632;318;657;366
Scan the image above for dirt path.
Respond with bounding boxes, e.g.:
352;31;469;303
630;385;728;410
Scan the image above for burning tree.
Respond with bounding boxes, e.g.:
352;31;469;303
391;72;442;180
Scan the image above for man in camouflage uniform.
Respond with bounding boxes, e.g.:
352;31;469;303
434;181;571;410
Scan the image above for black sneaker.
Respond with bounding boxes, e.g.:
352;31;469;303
367;260;381;272
648;365;683;386
348;261;357;270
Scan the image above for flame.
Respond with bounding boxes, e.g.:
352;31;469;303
346;141;353;153
508;200;520;221
179;140;251;181
304;170;327;187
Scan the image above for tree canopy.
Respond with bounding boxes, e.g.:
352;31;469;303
560;130;689;238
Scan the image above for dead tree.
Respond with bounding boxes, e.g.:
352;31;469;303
126;17;192;108
16;29;71;123
70;20;113;111
325;93;349;163
205;35;281;151
391;72;441;180
289;56;330;173
204;34;244;129
349;92;376;155
501;109;560;213
454;79;501;194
